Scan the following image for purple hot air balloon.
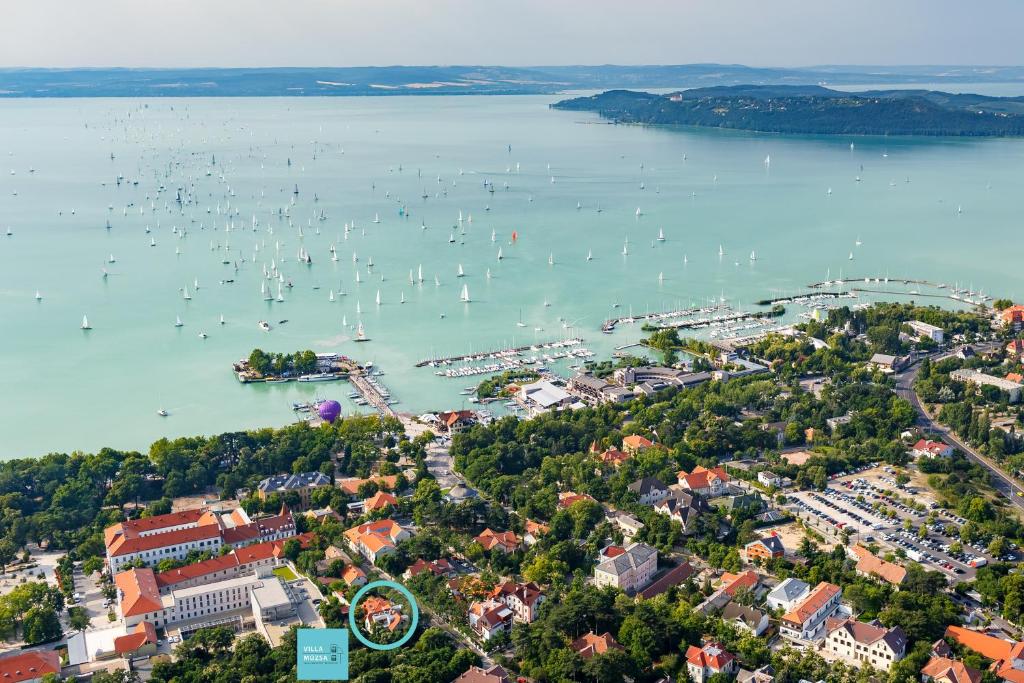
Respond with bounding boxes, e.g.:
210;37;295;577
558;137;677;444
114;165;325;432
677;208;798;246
318;400;342;424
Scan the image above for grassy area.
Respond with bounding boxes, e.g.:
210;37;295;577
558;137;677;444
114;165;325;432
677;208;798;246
272;566;298;582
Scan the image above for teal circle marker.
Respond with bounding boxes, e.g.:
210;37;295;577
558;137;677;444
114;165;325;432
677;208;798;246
347;579;420;651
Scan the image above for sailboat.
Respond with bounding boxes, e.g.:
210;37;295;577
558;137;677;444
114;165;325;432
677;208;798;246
457;264;465;278
635;207;642;217
497;248;503;261
329;290;335;302
718;244;725;257
657;228;665;242
587;249;593;261
373;213;380;224
183;287;191;300
81;315;91;330
356;301;362;315
516;308;526;327
460;284;470;303
548;253;554;266
418;265;424;283
108;254;116;263
491;229;496;242
219;314;226;325
375;290;381;306
175;316;183;328
486;268;492;280
400;292;405;304
750;250;757;261
276;282;284;302
354;322;369;342
35;290;42;301
261;281;272;301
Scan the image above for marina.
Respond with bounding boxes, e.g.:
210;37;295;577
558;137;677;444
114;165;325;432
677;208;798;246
1;94;1021;456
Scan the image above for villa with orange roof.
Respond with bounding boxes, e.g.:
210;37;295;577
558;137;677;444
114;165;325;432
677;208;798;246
337;475;399;496
1000;305;1024;332
597;448;631;467
686;642;738;683
677;465;731;497
362;596;406;632
944;626;1024;683
363;490;399;513
468;598;514;641
571;631;624;659
489;581;545;623
344;519;410;563
780;581;842;642
1008;340;1024;357
474;528;520;553
113;621;158;658
922;656;983;683
622;434;654;455
557;491;597;509
523;520;549;546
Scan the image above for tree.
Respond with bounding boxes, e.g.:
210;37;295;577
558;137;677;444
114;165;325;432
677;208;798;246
69;606;90;632
0;541;15;575
22;606;62;644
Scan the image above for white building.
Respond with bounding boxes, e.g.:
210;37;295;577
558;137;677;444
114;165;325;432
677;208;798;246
766;578;810;613
517;380;579;416
593;542;657;594
779;581;842;642
908;321;945;343
824;618;907;671
950;369;1022;403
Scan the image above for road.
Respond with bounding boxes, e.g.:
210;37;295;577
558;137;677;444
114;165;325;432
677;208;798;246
894;345;1024;511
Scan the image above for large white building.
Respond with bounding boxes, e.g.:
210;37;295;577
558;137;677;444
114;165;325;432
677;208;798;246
824;618;907;671
104;506;295;572
907;321;944;343
950;369;1022;403
779;581;842;642
593;542;657;594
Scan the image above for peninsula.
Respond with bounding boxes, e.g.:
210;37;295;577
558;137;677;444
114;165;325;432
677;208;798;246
552;85;1024;136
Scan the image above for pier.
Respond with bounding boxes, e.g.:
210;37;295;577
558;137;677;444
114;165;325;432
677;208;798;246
601;305;715;333
349;370;398;418
415;338;585;368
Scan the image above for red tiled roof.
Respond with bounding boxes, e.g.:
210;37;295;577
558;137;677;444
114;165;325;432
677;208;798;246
114;621;158;654
639;561;695;599
557;492;596;508
721;570;759;597
686;642;735;671
0;651;61;683
155;552;239;588
474;528;519;552
851;545;907;585
571;631;624;659
622;435;654;450
104;508;208;547
108;523;222;557
945;626;1014;662
782;581;840;626
364;491;398;511
678;465;730;491
115;567;163;617
922;657;982;683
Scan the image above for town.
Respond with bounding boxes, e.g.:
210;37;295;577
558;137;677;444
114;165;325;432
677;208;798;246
0;300;1022;683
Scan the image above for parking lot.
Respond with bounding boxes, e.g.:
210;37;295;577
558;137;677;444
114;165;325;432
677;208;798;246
787;475;1005;582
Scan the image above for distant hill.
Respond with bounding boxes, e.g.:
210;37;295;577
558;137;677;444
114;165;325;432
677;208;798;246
2;65;1024;98
551;86;1024;136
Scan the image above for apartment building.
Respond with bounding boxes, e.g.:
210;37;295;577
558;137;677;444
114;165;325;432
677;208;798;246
779;581;842;642
593;542;657;594
824;618;907;671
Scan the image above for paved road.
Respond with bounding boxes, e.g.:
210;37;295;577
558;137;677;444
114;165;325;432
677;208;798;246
894;346;1024;511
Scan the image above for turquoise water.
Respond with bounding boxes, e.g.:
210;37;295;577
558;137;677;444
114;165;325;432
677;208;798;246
1;95;1022;458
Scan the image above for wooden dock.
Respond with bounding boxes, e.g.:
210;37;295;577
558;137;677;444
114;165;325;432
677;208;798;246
415;338;584;368
349;370;397;418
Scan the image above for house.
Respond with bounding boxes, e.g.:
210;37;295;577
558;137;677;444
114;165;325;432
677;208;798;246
720;570;760;598
341;565;367;587
767;577;810;613
474;528;520;553
404;558;454;580
1000;305;1024;331
363;491;399;512
758;471;783;488
956;345;977;360
0;651;61;683
343;519;410;563
722;603;769;636
256;471;331;508
869;353;906;372
780;581;842;642
571;631;625;659
1008;340;1024;358
744;533;785;562
628;477;671;505
850;545;907;586
305;507;343;523
597;448;632;467
921;656;983;683
337;475;399;496
686;642;738;683
490;581;545;623
362;596;405;632
452;665;512;683
114;620;159;658
950;369;1023;403
568;373;632;405
654;490;709;533
593;542;657;594
677;466;730;497
908;321;945;343
606;510;645;542
523;520;550;546
824;618;906;671
826;414;853;433
737;665;776;683
436;410;477;434
468;599;513;640
558;491;596;509
622;434;655;455
912;439;954;458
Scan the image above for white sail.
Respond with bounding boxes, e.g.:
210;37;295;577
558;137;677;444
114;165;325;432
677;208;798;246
460;284;470;303
81;315;91;329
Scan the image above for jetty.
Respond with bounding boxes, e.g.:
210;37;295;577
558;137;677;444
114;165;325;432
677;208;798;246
349;370;398;418
415;338;585;368
601;305;717;333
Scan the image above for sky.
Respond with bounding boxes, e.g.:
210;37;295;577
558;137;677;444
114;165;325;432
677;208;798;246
2;0;1022;68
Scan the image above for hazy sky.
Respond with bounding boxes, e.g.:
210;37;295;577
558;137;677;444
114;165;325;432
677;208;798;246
3;0;1022;68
